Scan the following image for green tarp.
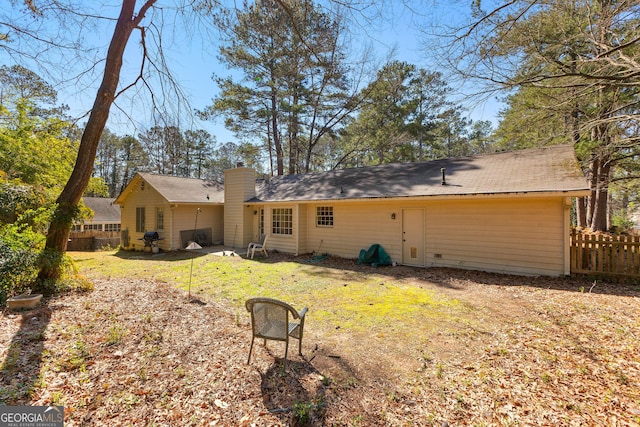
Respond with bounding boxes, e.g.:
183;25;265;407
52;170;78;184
357;244;392;267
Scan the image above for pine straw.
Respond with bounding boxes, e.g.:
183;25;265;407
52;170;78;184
1;259;640;426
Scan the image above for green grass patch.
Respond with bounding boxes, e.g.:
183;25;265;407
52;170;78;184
71;250;468;336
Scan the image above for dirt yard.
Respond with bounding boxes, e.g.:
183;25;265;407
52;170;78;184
1;253;639;426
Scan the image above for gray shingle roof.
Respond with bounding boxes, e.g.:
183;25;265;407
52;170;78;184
82;197;121;222
138;173;224;204
253;145;589;202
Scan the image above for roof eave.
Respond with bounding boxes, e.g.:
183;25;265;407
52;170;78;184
165;201;224;205
246;189;591;204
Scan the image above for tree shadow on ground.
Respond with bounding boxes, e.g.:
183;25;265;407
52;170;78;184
0;304;51;404
112;247;210;262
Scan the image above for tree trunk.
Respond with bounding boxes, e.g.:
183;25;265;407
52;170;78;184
586;155;597;227
266;115;274;177
38;0;156;281
589;155;611;232
288;92;299;175
576;197;587;228
568;99;587;229
271;92;284;175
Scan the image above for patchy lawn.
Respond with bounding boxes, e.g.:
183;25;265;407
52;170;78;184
1;249;639;426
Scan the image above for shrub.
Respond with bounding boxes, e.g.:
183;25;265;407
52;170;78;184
0;181;48;226
0;181;94;303
611;212;635;234
0;223;44;304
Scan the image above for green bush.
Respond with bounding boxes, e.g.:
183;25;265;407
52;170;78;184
611;212;635;234
34;248;94;296
0;180;93;303
0;223;44;304
0;181;48;226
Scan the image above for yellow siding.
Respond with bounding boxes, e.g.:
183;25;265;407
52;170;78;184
118;182;167;251
123;170;570;276
169;205;224;250
304;200;402;261
297;204;308;255
256;197;568;277
425;198;565;276
118;177;224;251
224;167;256;249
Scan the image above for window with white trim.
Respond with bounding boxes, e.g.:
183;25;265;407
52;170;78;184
316;206;334;227
272;208;293;235
105;223;121;232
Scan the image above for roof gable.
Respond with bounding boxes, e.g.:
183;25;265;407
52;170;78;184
115;173;224;205
253;145;589;202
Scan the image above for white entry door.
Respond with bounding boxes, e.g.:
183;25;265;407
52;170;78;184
402;209;424;266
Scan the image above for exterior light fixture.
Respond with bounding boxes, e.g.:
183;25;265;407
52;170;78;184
391;213;396;220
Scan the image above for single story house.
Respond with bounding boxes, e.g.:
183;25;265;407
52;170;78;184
114;173;224;251
71;197;121;233
68;197;122;251
116;145;590;277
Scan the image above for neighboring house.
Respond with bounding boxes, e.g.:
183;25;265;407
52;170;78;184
71;197;121;233
68;197;122;251
114;173;225;251
117;145;590;277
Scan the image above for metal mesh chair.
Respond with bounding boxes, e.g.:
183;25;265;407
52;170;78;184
246;297;308;370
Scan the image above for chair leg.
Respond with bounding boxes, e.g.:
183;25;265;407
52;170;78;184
283;340;289;371
298;337;303;356
247;336;255;364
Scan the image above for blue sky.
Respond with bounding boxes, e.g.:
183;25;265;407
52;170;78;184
5;1;502;144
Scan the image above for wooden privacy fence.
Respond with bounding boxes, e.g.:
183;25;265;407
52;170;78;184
67;231;120;251
571;231;640;283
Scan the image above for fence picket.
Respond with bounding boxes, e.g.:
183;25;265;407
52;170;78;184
571;231;640;284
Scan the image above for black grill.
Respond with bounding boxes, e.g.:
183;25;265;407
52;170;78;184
139;231;162;251
142;231;160;243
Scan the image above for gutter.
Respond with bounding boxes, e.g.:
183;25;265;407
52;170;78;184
245;189;592;205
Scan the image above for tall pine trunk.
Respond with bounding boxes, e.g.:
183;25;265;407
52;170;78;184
589;154;611;232
271;91;284;176
576;197;587;228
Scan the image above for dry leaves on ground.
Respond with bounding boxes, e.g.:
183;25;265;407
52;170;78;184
1;258;639;426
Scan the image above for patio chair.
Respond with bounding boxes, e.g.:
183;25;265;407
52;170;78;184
245;297;308;370
247;234;269;259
